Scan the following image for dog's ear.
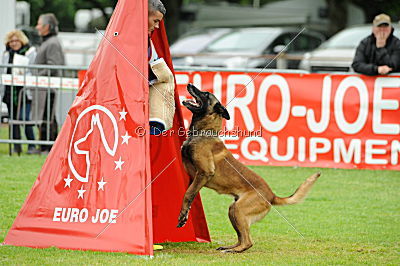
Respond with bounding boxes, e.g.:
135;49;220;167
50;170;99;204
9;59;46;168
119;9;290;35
214;103;230;120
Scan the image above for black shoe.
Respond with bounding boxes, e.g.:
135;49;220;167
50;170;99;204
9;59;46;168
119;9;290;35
27;147;40;155
13;147;22;155
40;150;49;156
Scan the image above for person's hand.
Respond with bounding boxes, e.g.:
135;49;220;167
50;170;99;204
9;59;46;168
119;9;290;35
378;65;392;75
376;32;387;48
374;28;390;48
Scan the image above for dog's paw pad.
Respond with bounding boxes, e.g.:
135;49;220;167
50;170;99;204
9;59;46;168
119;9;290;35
221;249;237;253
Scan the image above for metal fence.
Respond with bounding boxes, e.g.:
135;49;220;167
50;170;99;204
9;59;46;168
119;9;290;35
1;64;399;156
0;64;84;155
0;64;309;155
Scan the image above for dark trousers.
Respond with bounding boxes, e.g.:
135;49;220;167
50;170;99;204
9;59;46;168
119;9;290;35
3;87;35;152
39;92;58;152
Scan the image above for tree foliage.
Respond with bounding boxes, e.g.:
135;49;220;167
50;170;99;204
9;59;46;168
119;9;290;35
351;0;400;22
26;0;400;37
28;0;76;31
325;0;400;36
27;0;116;31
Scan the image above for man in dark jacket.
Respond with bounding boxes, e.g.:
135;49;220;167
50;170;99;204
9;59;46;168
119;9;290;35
352;13;400;76
34;13;65;154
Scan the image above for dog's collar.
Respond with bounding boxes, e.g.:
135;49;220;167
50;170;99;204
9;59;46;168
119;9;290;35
188;129;219;138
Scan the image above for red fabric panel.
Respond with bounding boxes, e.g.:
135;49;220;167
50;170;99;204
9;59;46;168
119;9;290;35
5;0;153;255
150;21;211;243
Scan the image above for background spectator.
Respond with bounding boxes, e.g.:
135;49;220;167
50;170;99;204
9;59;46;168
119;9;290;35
1;30;37;155
34;13;65;154
352;13;400;75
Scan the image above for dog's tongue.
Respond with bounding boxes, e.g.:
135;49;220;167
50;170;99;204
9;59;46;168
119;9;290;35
185;99;199;107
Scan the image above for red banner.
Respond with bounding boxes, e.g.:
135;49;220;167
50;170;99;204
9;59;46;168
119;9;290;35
175;71;400;170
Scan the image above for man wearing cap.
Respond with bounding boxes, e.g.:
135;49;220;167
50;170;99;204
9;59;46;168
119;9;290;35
352;13;400;75
147;0;175;135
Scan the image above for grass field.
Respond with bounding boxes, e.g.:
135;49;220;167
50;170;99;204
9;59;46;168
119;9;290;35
0;138;399;265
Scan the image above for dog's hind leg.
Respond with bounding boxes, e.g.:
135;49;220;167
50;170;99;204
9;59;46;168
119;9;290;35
222;193;269;253
216;201;241;251
220;197;253;253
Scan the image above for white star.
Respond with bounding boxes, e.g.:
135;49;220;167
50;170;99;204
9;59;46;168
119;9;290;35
121;132;132;145
119;108;127;121
77;185;86;199
64;174;73;188
114;156;125;170
97;177;107;191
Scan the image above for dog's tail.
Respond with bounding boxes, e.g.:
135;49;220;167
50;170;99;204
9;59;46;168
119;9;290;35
271;172;321;206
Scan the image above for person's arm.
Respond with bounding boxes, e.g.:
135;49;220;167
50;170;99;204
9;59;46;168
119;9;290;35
375;38;400;72
351;41;378;75
43;43;64;76
24;48;37;101
0;52;5;75
26;48;37;75
0;53;6;101
35;46;47;76
36;43;64;77
45;43;64;66
27;48;37;65
36;67;47;76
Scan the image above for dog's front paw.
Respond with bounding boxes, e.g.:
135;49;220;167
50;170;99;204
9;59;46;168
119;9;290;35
177;211;189;228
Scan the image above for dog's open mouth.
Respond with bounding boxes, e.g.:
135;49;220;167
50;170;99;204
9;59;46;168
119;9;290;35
182;84;203;110
183;97;202;108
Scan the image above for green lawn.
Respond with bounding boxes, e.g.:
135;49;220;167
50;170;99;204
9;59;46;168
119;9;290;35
0;140;399;265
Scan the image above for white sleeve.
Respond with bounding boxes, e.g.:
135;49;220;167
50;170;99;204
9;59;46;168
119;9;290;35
149;40;159;64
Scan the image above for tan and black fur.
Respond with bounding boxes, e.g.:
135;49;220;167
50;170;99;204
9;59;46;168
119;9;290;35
178;84;320;253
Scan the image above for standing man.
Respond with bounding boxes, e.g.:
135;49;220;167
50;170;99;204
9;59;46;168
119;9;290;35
34;13;65;154
352;13;400;75
148;0;165;69
147;0;175;135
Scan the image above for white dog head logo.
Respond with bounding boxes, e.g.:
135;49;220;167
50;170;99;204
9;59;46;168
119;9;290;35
68;105;119;183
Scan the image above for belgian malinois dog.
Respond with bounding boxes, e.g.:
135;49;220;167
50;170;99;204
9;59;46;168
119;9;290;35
178;84;320;253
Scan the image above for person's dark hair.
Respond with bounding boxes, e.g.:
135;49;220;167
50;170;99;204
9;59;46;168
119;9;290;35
39;13;59;34
148;0;166;16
